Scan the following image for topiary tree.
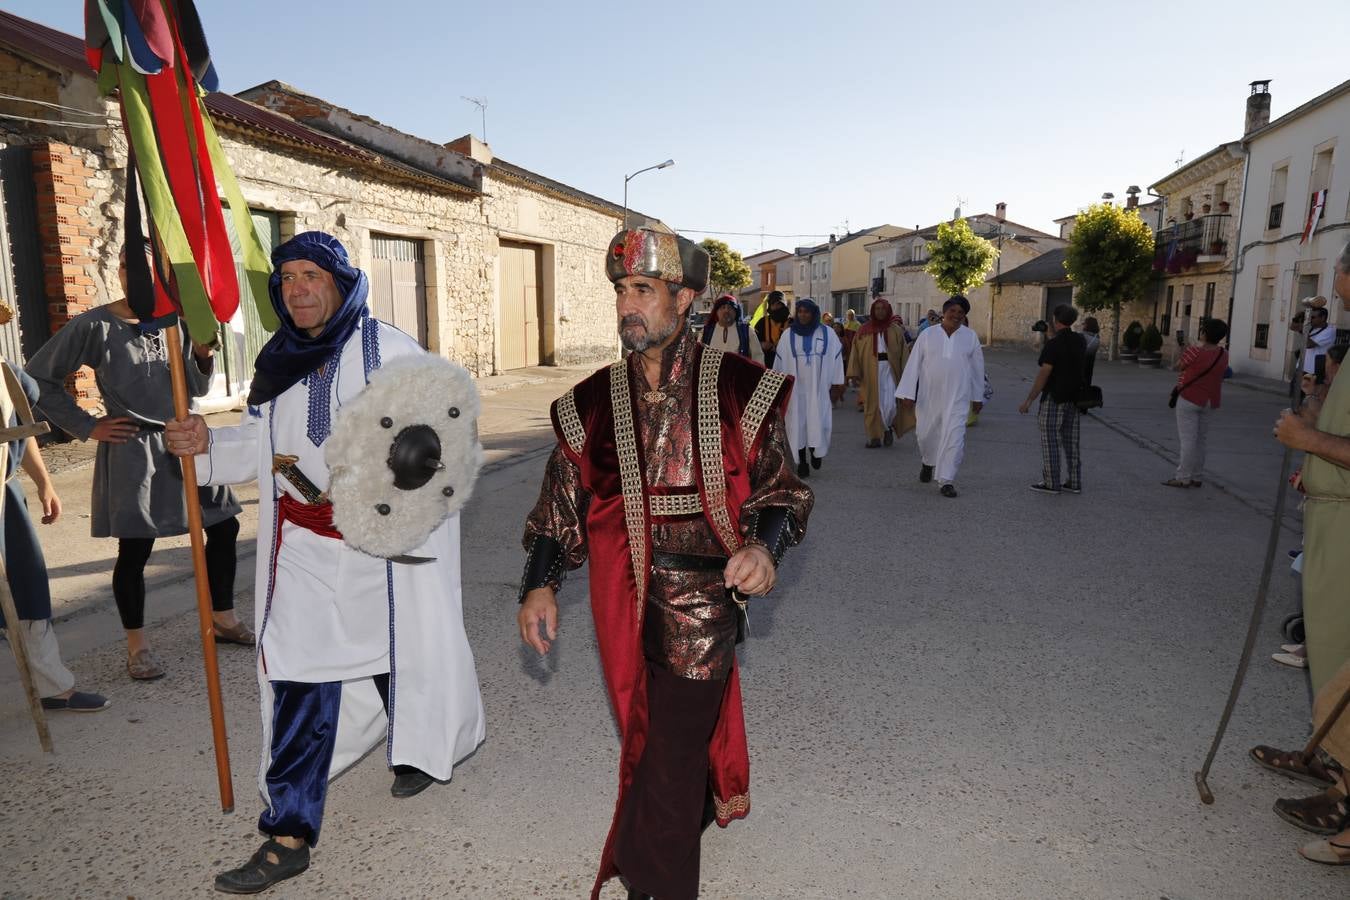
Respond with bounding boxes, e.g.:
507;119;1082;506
1063;203;1155;360
924;218;999;296
699;238;752;298
1122;321;1143;352
1140;323;1163;355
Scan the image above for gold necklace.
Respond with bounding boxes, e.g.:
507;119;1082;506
641;388;667;403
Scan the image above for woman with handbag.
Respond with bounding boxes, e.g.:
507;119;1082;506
1163;318;1228;488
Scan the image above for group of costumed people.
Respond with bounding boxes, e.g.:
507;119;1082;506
169;226;819;900
701;290;987;497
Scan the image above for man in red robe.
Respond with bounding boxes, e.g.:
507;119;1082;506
517;228;814;900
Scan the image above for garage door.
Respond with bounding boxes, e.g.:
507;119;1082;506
369;234;427;346
499;240;543;370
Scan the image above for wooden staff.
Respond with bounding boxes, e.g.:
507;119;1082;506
0;360;53;751
1300;678;1350;765
165;321;233;813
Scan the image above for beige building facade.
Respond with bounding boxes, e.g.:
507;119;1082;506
867;212;1064;343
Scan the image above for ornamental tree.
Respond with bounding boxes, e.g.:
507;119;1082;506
1063;203;1155;359
924;218;999;296
699;238;752;298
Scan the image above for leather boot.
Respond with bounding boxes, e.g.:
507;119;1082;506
796;448;809;478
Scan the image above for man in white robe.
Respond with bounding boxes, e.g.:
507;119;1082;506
895;295;985;498
701;294;764;364
772;298;845;477
167;233;484;895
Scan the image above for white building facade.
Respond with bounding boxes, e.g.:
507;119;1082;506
1230;80;1350;380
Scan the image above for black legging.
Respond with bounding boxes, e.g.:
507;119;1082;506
112;516;240;630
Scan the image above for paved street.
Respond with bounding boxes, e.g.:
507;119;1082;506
1;349;1345;898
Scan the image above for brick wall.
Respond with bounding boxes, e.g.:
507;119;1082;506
31;141;102;410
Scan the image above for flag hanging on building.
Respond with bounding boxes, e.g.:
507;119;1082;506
1301;189;1327;246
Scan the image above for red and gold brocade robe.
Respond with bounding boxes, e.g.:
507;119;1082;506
523;329;812;897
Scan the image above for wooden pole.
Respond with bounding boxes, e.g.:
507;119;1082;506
0;361;53;752
0;468;53;754
165;321;234;813
1300;679;1350;765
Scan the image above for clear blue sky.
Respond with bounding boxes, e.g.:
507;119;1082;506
8;1;1348;254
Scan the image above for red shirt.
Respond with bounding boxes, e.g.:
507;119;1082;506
1176;345;1227;408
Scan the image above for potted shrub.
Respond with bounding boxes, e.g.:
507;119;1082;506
1138;323;1164;367
1120;320;1143;361
1218;200;1230;213
1202;202;1212;214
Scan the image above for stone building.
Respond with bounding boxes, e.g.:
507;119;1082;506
866;209;1064;344
793;225;906;320
0;11;650;414
1148;144;1246;361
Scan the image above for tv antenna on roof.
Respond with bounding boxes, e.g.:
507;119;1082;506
461;96;488;144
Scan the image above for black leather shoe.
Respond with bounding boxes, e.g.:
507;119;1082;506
940;484;958;498
391;766;436;798
883;428;894;446
796;449;809;478
214;839;309;894
809;450;822;470
919;464;934;483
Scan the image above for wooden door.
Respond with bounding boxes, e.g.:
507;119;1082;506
499;240;542;370
369;234;428;346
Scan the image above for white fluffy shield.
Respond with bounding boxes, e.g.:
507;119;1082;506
325;354;483;559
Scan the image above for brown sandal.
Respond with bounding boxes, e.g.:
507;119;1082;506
127;649;165;681
1250;745;1342;787
1274;790;1350;836
213;621;256;647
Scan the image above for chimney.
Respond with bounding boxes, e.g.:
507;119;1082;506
995;201;1006;222
828;233;836;244
1125;185;1140;209
1245;80;1272;134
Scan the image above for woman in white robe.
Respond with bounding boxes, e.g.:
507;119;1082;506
895;298;985;495
772;298;845;476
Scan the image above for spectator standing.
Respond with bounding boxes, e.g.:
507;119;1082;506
1163;319;1228;489
1019;305;1087;494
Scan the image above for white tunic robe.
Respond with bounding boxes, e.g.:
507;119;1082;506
895;323;985;484
874;333;898;429
703;323;765;364
773;323;845;458
197;318;485;801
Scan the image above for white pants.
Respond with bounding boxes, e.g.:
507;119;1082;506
1174;398;1213;482
2;619;75;697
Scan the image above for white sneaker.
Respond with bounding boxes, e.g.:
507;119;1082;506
1272;652;1307;668
1280;643;1304;654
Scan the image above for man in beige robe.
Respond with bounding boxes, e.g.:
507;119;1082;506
846;298;909;447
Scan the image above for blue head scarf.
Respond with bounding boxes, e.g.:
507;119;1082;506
788;298;824;357
248;232;370;405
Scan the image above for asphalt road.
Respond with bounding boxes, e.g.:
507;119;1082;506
1;349;1344;898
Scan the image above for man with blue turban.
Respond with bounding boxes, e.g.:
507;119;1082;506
167;232;485;894
772;298;846;477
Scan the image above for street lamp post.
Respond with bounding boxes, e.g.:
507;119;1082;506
622;159;674;229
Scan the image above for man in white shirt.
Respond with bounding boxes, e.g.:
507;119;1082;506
700;294;764;364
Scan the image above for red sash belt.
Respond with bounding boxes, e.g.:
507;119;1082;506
275;493;343;540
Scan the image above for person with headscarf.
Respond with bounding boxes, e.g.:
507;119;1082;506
895;295;985;498
773;298;846;477
26;238;246;682
701;294;764;363
517;227;813;900
165;232;485;894
847;298;909;447
754;290;791;369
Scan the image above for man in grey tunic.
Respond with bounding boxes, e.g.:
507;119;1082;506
26;241;246;681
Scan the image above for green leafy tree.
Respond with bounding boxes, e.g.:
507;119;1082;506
924;218;999;296
1063;203;1155;359
699;238;752;297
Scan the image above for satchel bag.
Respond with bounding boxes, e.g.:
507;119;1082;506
1074;384;1104;412
1169;349;1226;409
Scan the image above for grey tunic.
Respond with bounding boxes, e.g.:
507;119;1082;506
27;307;240;539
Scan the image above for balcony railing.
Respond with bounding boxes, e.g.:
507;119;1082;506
1153;214;1232;273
